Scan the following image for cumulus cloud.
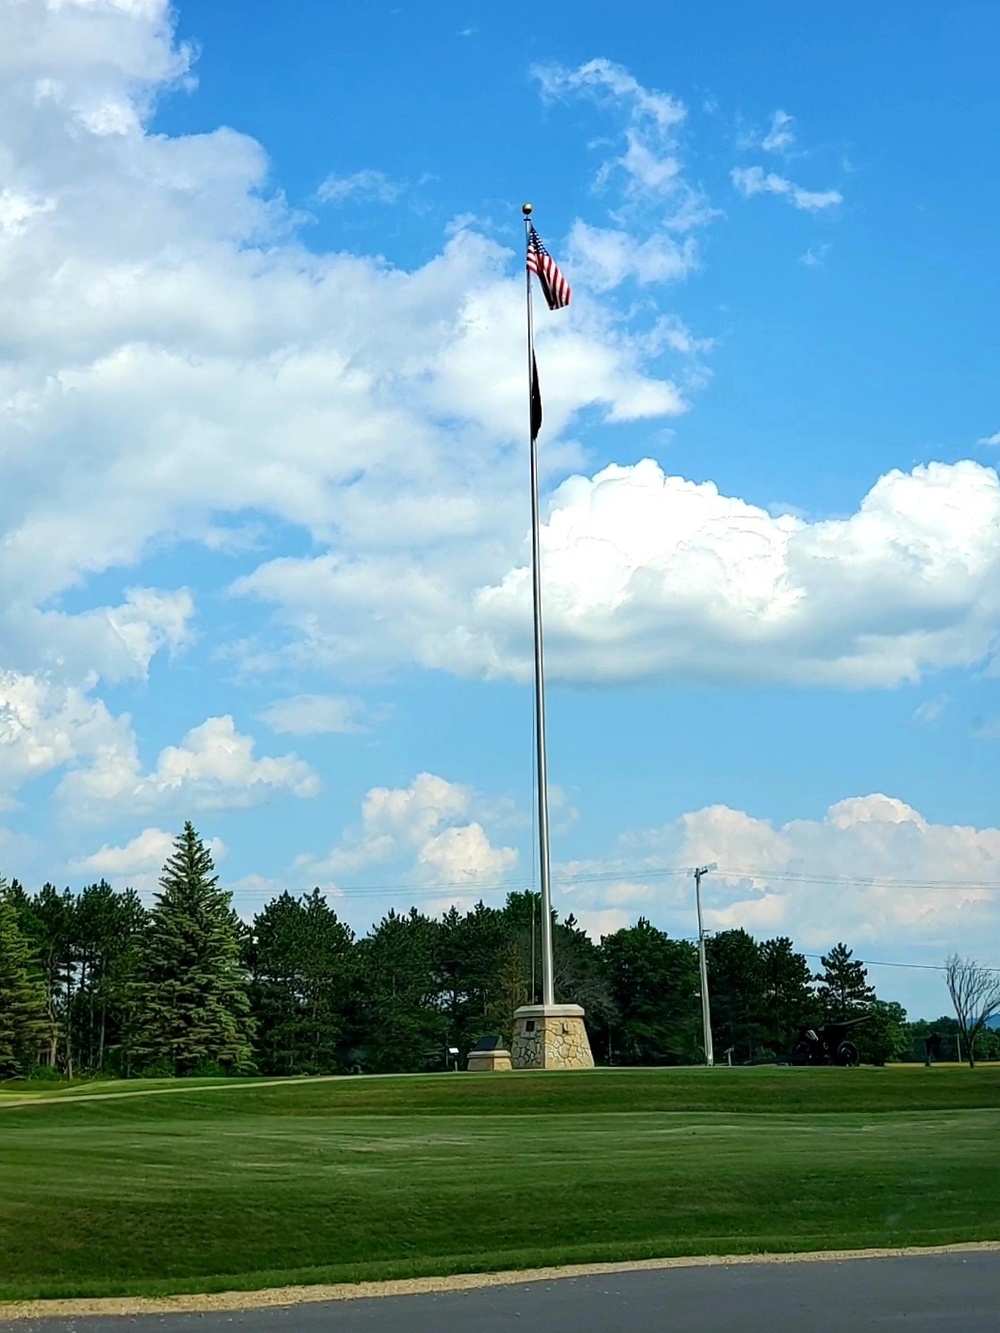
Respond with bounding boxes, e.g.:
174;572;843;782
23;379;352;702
732;165;842;212
239;456;1000;689
686;795;1000;948
0;12;685;685
0;669;130;800
0;587;193;689
70;824;227;894
298;771;518;888
977;431;1000;447
0;4;706;856
57;714;320;819
559;794;1000;958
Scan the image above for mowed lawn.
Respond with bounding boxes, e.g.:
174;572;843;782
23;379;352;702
0;1067;998;1300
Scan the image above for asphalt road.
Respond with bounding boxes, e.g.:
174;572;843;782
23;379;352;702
4;1253;999;1333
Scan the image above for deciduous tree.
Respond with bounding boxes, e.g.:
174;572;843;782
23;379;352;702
945;955;1000;1069
598;919;699;1065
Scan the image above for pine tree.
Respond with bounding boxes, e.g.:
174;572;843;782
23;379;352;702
759;936;814;1055
75;883;148;1074
245;889;354;1075
0;882;51;1078
815;942;876;1019
356;908;444;1073
128;823;255;1076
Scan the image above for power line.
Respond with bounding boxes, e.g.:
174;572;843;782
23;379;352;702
716;867;1000;891
274;864;1000;900
801;953;1000;976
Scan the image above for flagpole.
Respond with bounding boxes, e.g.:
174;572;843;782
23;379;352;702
523;201;555;1009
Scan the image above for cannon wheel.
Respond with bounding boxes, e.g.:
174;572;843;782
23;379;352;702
835;1040;859;1067
791;1041;813;1066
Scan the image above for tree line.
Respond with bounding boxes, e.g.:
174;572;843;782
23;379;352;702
1;822;996;1079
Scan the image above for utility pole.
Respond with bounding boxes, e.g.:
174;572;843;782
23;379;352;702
694;864;717;1068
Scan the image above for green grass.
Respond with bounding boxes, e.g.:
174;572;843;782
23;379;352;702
0;1066;998;1301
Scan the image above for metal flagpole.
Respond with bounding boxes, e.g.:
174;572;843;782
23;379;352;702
694;864;716;1067
523;202;555;1009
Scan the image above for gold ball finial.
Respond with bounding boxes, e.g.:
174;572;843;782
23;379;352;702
522;202;533;216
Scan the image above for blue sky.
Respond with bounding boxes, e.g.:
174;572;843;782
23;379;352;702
2;0;999;1018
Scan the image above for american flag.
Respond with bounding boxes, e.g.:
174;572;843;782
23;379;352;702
527;225;571;310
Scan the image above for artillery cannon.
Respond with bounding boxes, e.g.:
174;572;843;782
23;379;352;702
790;1015;869;1067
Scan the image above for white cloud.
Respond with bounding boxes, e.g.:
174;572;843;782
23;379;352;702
0;588;193;689
687;795;1000;948
534;57;686;136
57;714;320;819
240;455;1000;689
0;669;130;798
316;169;401;205
912;697;947;725
299;771;517;888
567;220;698;290
70;824;227;894
761;110;796;154
0;5;704;834
977;432;1000;447
571;907;633;939
732;165;842;212
71;826;177;876
259;693;380;735
69;823;230;897
532;58;717;291
800;242;831;268
559;794;1000;959
466;457;1000;687
0;16;682;664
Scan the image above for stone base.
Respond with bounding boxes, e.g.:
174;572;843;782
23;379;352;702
466;1049;512;1072
510;1004;595;1070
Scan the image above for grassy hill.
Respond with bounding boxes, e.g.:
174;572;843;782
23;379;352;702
1;1066;998;1301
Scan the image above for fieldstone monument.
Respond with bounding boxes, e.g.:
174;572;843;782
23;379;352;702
511;1003;594;1070
466;1034;512;1072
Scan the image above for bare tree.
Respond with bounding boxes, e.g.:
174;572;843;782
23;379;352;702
945;955;1000;1068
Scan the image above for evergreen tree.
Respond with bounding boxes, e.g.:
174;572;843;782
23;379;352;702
553;912;615;1033
128;823;255;1075
815;942;876;1019
758;936;814;1056
437;900;514;1052
245;889;355;1075
355;908;444;1072
0;882;51;1078
73;883;148;1074
24;884;77;1070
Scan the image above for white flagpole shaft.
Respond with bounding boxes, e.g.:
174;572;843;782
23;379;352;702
695;869;714;1067
524;205;555;1009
